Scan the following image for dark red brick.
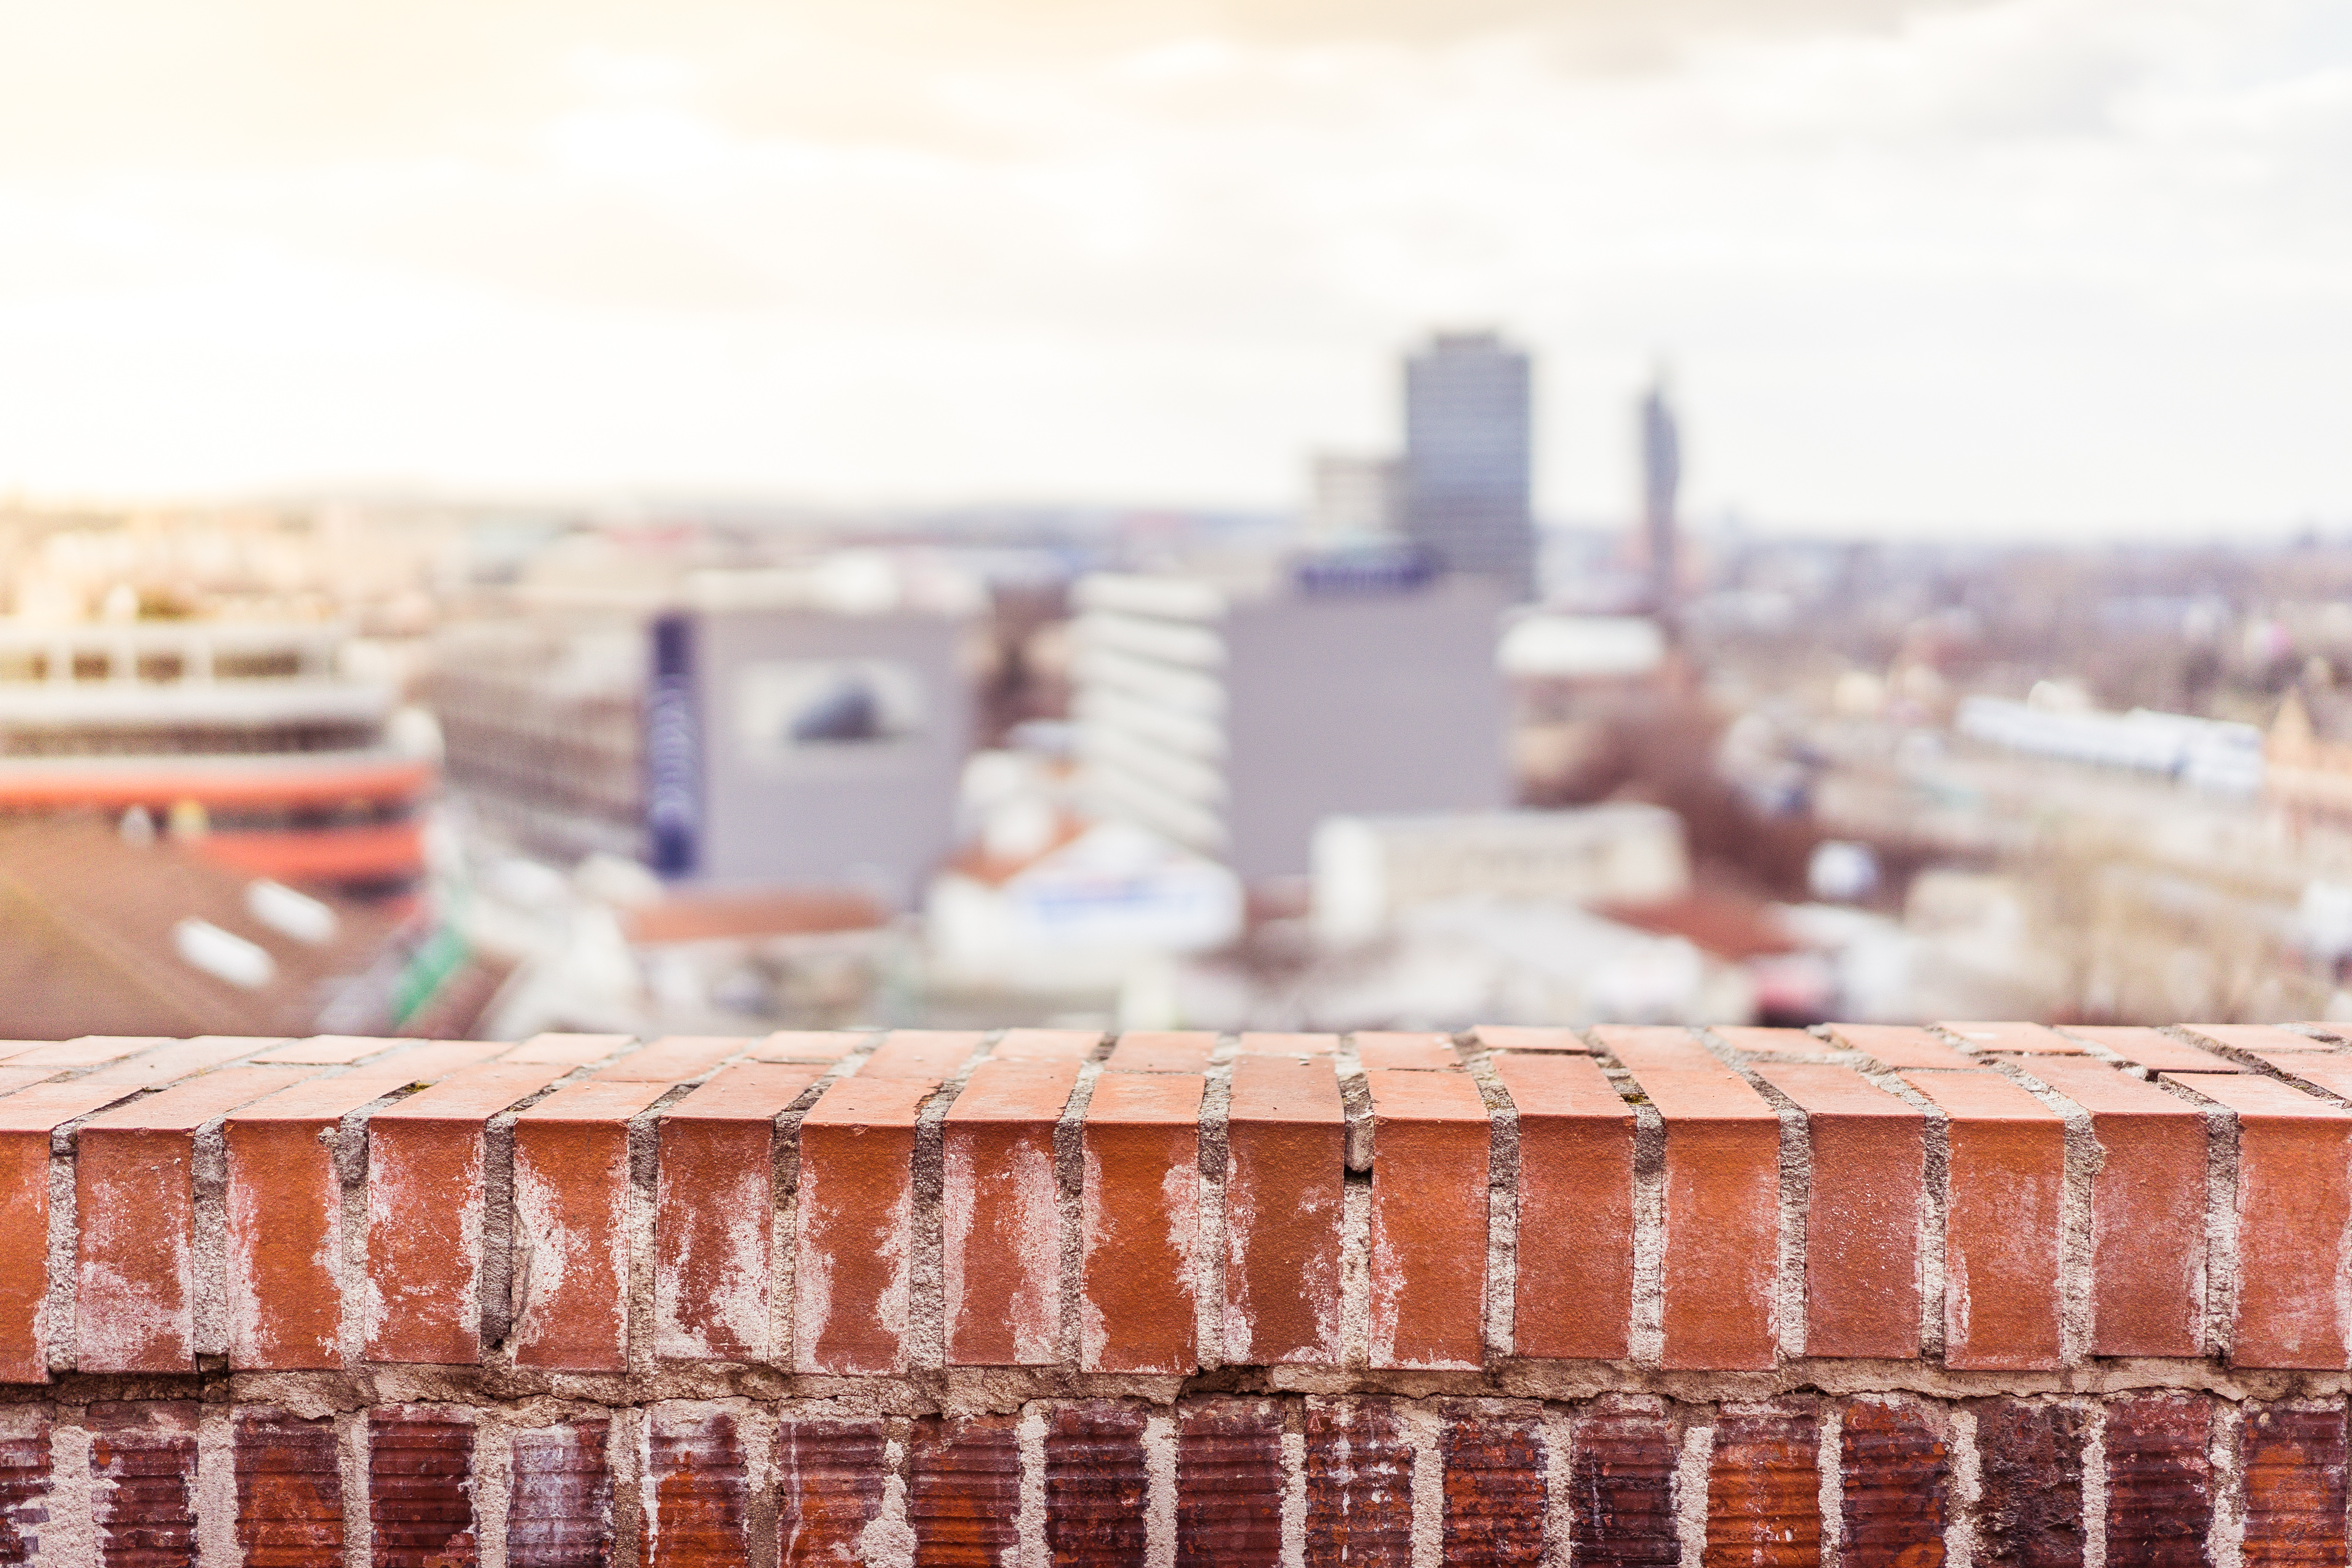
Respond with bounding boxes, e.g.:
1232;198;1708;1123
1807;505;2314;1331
0;1422;51;1567
1304;1399;1412;1567
776;1420;887;1567
370;1412;477;1568
1972;1401;2086;1568
1442;1412;1545;1566
507;1423;613;1568
2241;1405;2348;1568
1839;1400;1947;1568
642;1412;746;1567
2102;1395;2212;1568
1571;1406;1679;1567
1176;1402;1283;1568
908;1415;1019;1568
235;1412;344;1567
1046;1402;1148;1565
1707;1409;1819;1567
90;1402;199;1568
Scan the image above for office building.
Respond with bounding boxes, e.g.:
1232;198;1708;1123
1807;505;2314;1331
1070;570;1511;882
1641;377;1682;616
1402;331;1535;600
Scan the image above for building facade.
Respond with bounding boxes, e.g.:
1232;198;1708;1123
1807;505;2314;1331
1402;330;1536;600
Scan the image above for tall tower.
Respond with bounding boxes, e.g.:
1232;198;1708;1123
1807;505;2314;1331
1640;375;1681;618
1402;331;1535;601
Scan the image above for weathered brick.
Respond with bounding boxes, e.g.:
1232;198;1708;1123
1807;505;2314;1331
1594;1024;1720;1071
510;1079;670;1372
1304;1400;1412;1568
235;1412;344;1567
354;1041;508;1082
1709;1027;1831;1059
2102;1393;2213;1568
653;1064;824;1363
0;1417;52;1567
1046;1402;1148;1565
1972;1400;2086;1568
1082;1072;1203;1373
507;1422;613;1568
1223;1055;1345;1365
1839;1400;1948;1568
943;1058;1079;1366
1471;1025;1591;1053
0;1036;162;1071
776;1419;887;1566
0;1082;136;1382
1752;1062;1922;1359
858;1030;983;1083
369;1410;477;1568
1626;1065;1780;1370
1903;1072;2064;1370
1176;1402;1283;1568
1354;1032;1458;1070
1822;1024;1978;1071
2240;1405;2348;1567
746;1031;866;1064
1442;1410;1546;1566
794;1076;931;1374
2163;1072;2352;1368
1238;1032;1340;1056
992;1029;1102;1061
641;1410;747;1567
907;1415;1020;1568
1940;1021;2084;1054
1364;1068;1489;1370
590;1035;746;1084
2256;1052;2352;1101
1495;1052;1635;1360
89;1402;199;1568
1104;1031;1218;1073
1571;1405;1681;1567
83;1034;270;1087
2180;1024;2333;1054
502;1034;633;1068
1706;1408;1820;1568
2061;1026;2243;1074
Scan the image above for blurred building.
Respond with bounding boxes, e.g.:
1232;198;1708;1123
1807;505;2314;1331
1306;454;1402;547
0;618;434;896
1640;377;1682;617
1403;331;1535;600
1070;569;1510;882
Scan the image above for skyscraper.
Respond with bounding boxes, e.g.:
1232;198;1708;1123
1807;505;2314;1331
1641;375;1682;618
1402;331;1535;601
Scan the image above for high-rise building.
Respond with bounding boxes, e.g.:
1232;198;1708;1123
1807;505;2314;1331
1402;331;1535;600
1641;377;1682;617
1305;453;1402;547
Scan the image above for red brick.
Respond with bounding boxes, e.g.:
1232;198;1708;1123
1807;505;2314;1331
2103;1394;2213;1567
2061;1026;2244;1074
1238;1032;1339;1055
352;1041;507;1082
1710;1026;1830;1058
365;1062;572;1365
0;1042;47;1062
1176;1402;1283;1568
0;1414;52;1566
1839;1400;1949;1567
2184;1024;2333;1053
943;1058;1080;1366
1104;1031;1218;1073
1902;1071;2065;1370
1823;1024;1979;1070
234;1411;343;1567
1940;1021;2084;1054
590;1035;747;1082
0;1068;60;1097
1972;1400;2087;1568
642;1410;747;1567
858;1030;983;1083
652;1064;823;1363
1628;1065;1780;1370
506;1422;613;1568
2254;1052;2352;1102
2164;1072;2352;1368
1365;1068;1490;1369
0;1082;138;1382
1707;1408;1820;1568
777;1420;887;1566
1753;1063;1923;1359
502;1032;633;1067
1304;1400;1412;1568
1571;1405;1679;1567
370;1410;478;1568
75;1065;314;1372
2240;1405;2347;1567
4;1036;161;1071
1593;1024;1720;1071
992;1028;1102;1061
225;1074;410;1370
1353;1032;1458;1070
89;1402;199;1568
1081;1072;1203;1373
747;1031;866;1064
1222;1055;1345;1365
82;1034;272;1086
1468;1025;1590;1053
249;1035;410;1065
1495;1053;1635;1360
510;1079;670;1371
2015;1059;2206;1357
794;1075;931;1373
1046;1402;1148;1564
907;1415;1020;1567
1442;1411;1546;1566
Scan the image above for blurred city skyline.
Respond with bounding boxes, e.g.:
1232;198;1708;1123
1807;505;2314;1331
0;0;2347;535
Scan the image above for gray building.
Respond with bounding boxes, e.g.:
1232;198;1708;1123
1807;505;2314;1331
1070;570;1511;882
1403;331;1535;601
1641;377;1682;617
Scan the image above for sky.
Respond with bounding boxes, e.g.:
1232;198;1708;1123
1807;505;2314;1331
0;0;2346;535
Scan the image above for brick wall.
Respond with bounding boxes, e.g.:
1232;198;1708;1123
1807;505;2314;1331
0;1021;2349;1560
